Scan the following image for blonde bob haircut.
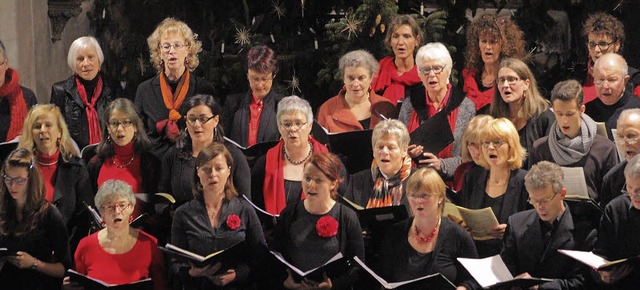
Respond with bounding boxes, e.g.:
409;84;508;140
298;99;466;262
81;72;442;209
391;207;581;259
476;118;526;170
19;104;79;162
405;167;446;215
147;17;202;73
461;115;494;162
371;119;410;150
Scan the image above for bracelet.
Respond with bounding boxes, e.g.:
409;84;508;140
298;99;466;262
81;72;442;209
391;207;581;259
31;258;39;270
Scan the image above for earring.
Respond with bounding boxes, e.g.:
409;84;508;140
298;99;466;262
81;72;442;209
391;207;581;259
107;135;112;142
438;201;442;205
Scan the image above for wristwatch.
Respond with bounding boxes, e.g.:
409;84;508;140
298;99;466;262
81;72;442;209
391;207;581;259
31;258;39;270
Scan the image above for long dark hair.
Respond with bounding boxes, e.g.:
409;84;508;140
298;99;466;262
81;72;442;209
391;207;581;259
96;98;150;158
0;148;48;236
176;94;225;160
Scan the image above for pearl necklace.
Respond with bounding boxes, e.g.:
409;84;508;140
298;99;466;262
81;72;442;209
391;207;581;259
414;218;441;243
36;158;58;166
283;141;313;165
113;156;135;169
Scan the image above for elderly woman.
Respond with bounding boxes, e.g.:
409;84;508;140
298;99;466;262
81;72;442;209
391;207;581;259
399;42;476;180
371;15;424;105
449;118;529;258
0;39;37;142
530;79;618;203
223;45;284;147
376;167;478;289
490;58;555;168
317;50;397;133
463;14;527;113
159;94;251;208
272;152;364;290
70;179;168;290
453;114;494;191
88;98;159;220
135;17;215;159
345;119;412;209
171;143;265;289
251;96;328;216
580;12;640;103
18;104;93;253
0;148;71;289
51;36;114;149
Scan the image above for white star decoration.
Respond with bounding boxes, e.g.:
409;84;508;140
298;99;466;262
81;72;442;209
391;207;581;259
272;1;286;20
340;14;361;40
285;74;302;94
234;27;251;46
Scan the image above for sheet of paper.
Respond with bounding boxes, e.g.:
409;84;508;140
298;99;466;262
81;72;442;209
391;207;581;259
457;207;499;240
457;255;513;288
558;249;609;269
561;167;590;199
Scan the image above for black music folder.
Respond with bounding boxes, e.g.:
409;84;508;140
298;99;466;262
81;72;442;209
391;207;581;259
409;111;454;155
67;269;152;290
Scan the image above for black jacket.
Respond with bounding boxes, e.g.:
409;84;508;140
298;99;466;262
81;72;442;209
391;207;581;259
50;74;114;149
501;205;597;289
134;74;215;160
223;90;284;147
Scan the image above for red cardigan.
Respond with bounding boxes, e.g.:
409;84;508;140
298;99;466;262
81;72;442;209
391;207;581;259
316;89;398;133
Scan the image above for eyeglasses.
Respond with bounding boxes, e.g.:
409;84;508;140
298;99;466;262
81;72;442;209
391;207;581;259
408;192;437;200
617;136;640;145
159;42;187;52
419;65;446;75
101;203;131;213
108;120;133;129
587;41;613;50
527;192;559;206
481;140;507;149
2;174;28;186
594;77;622;87
497;76;521;85
280;121;307;131
0;59;6;66
248;75;275;84
186;116;215;125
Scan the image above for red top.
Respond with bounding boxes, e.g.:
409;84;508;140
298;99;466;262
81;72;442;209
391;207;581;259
97;141;143;217
462;68;494;111
248;94;264;146
36;150;60;202
74;230;167;290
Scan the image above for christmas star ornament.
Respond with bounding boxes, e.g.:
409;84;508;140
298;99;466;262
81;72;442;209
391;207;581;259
234;27;251;46
285;73;302;94
271;1;286;20
340;14;361;40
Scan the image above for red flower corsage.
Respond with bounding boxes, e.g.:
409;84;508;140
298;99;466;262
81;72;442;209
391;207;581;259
316;216;338;238
226;214;241;230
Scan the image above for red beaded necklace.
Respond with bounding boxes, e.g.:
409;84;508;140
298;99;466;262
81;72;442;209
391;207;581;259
414;218;441;243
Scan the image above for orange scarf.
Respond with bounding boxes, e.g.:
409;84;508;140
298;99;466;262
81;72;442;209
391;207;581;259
156;71;190;142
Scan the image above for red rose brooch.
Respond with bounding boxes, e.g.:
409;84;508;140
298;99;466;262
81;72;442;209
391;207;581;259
226;214;241;230
316;216;338;238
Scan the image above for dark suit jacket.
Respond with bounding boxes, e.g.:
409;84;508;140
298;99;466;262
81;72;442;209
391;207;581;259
585;89;640;142
501;205;597;289
223;90;284;147
50;74;114;149
601;160;627;208
134;74;215;159
521;109;555;169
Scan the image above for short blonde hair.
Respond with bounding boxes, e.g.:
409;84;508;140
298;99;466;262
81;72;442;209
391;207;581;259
461;115;494;162
476;118;526;170
371;119;410;149
147;17;202;73
19;104;79;162
406;168;446;215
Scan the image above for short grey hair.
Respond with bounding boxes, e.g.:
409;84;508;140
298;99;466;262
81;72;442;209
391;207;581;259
338;50;379;79
67;36;104;73
94;179;136;210
617;108;640;127
416;42;453;75
594;52;628;77
371;119;410;149
625;154;640;179
276;95;313;125
525;161;564;194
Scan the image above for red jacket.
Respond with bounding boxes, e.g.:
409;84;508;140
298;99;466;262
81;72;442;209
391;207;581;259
317;89;398;133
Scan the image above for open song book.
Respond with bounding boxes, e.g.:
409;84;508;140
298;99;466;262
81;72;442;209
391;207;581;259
353;256;455;289
458;255;553;289
558;249;640;271
269;251;347;282
67;269;152;290
443;202;499;241
160;241;243;268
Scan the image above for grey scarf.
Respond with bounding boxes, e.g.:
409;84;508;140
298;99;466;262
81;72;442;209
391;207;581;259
548;114;597;166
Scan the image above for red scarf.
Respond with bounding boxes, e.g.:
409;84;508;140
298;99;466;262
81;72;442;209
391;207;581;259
583;58;598;104
156;71;190;142
371;57;421;105
75;74;104;144
407;84;457;159
462;68;494;111
0;68;27;141
263;137;328;215
36;150;60;202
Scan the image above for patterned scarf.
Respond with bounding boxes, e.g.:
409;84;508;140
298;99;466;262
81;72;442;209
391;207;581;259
156;70;190;142
548;114;597;166
0;68;27;141
366;155;412;208
75;74;104;145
